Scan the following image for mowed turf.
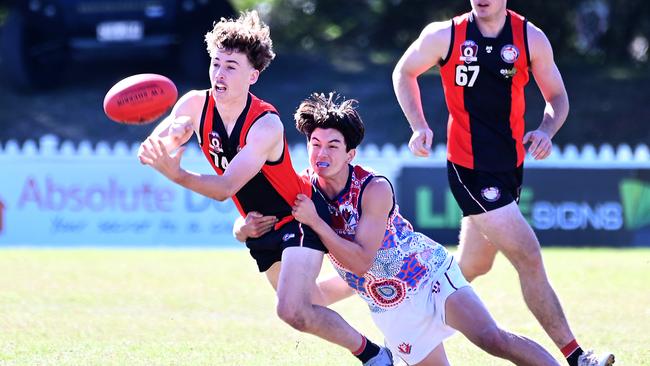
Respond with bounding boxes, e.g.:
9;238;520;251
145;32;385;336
0;248;648;365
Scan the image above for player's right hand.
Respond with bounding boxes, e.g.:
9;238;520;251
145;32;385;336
408;127;433;157
167;116;194;144
240;211;278;240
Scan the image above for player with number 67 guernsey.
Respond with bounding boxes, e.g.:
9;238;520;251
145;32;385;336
393;1;614;365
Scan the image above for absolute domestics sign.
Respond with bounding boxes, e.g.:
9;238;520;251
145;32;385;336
0;152;241;246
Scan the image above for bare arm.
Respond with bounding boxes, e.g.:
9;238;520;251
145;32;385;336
139;90;204;155
140;113;284;201
524;23;570;159
392;21;451;157
292;178;393;276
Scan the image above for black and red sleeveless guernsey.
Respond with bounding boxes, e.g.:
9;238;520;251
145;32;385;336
439;10;530;171
197;91;310;224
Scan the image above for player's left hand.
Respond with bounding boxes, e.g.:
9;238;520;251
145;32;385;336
292;194;318;226
523;129;552;160
139;137;186;182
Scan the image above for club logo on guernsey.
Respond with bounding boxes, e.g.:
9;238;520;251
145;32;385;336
481;187;501;202
338;202;358;235
208;131;230;169
500;44;519;63
398;342;412;355
459;40;478;63
208;131;223;154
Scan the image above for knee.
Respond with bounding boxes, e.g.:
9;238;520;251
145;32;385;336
276;301;310;332
472;327;510;356
511;249;545;276
459;260;493;282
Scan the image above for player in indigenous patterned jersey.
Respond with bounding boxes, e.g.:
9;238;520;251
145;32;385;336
240;92;561;366
392;1;614;365
137;11;392;366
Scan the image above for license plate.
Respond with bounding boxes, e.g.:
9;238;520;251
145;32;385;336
97;21;143;42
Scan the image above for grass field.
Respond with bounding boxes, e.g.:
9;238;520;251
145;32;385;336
0;248;648;365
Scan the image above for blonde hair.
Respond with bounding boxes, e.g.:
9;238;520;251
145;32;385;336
205;10;276;72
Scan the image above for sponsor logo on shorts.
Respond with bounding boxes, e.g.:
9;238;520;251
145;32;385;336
398;342;412;355
432;280;441;294
481;187;501;202
282;233;295;242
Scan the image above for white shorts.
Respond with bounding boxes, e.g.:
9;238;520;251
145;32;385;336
370;257;470;365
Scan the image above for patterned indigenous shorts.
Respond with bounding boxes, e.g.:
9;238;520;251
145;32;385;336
371;257;470;365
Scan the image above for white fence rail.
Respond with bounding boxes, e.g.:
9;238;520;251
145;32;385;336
1;135;649;164
0;135;648;247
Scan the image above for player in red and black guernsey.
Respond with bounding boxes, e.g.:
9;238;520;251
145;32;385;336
393;1;614;366
138;11;392;366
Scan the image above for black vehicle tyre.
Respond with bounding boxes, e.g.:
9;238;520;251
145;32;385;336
0;8;66;91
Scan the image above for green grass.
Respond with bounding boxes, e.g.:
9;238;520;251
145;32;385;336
0;248;648;365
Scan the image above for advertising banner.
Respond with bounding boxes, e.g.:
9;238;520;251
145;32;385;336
0;154;241;246
397;167;650;246
2;141;649;247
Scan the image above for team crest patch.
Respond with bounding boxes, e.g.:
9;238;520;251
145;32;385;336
500;44;519;63
459;40;478;63
208;131;223;154
481;187;501;202
398;342;412;355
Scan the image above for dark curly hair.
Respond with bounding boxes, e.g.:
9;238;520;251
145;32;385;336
294;92;365;151
205;10;275;72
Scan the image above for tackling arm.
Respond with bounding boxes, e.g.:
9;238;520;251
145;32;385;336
293;178;393;276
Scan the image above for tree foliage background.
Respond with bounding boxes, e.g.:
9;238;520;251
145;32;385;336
232;0;649;67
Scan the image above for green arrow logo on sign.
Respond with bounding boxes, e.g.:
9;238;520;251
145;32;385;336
620;179;650;230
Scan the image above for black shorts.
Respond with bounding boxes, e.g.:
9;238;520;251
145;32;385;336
245;188;331;272
447;161;523;217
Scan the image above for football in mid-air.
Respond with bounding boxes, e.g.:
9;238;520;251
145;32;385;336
103;74;177;124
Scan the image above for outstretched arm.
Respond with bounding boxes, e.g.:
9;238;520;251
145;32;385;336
392;21;451;157
138;90;204;158
524;22;569;160
140;113;284;201
292;178;393;276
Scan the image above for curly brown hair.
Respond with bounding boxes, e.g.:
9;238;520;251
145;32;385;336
294;92;365;151
205;10;275;72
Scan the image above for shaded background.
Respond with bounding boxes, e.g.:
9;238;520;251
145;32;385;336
0;0;648;147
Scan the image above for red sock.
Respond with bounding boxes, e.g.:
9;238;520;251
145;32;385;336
352;335;367;355
561;339;580;358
